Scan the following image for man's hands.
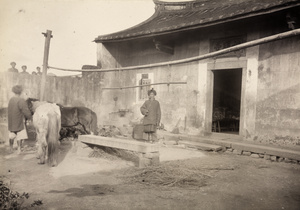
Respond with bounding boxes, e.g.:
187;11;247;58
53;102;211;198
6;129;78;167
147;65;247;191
26;120;32;126
144;110;149;116
156;122;160;128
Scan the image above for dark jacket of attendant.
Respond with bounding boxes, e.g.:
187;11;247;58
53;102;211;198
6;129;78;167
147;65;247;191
8;96;32;132
140;99;161;126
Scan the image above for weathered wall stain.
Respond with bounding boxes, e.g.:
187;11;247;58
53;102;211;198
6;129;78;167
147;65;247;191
255;36;300;145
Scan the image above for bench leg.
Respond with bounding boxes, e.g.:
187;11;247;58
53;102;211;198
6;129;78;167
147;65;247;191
138;152;160;168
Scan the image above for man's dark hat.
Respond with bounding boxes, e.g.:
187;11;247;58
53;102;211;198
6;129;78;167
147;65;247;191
148;88;157;96
12;85;23;95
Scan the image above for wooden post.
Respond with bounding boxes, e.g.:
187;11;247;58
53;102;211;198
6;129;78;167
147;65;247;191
40;30;52;100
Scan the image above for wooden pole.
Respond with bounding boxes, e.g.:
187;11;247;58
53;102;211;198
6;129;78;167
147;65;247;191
40;30;52;100
48;28;300;73
102;81;187;90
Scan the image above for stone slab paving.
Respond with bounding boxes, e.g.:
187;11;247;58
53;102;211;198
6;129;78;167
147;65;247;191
160;131;300;161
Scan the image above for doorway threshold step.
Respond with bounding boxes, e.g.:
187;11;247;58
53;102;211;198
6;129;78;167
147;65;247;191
180;141;223;152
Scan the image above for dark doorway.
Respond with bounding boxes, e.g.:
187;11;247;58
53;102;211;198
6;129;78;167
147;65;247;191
212;69;242;134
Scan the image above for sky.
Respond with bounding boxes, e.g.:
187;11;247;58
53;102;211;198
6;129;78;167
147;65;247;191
0;0;158;76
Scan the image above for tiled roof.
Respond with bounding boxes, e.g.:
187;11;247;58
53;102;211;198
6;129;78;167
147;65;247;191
95;0;300;42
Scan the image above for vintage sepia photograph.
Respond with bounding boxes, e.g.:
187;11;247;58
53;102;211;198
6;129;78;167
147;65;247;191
0;0;300;209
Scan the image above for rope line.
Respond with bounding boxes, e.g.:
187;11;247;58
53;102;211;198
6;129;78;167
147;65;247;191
102;82;187;90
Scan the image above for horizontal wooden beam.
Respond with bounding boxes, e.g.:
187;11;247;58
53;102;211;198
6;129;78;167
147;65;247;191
102;81;187;90
48;28;300;73
79;135;159;153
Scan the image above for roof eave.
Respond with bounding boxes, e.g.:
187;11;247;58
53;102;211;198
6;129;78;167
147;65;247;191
94;2;300;43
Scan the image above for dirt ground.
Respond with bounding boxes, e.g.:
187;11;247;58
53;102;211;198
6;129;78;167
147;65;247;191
1;139;300;210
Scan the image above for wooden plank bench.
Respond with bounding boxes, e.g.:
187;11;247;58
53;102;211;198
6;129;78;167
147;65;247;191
79;135;160;168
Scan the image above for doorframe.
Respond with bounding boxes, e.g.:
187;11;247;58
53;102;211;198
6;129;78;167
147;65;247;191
204;58;247;137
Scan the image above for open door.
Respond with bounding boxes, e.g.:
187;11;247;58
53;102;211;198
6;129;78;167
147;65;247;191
212;69;242;135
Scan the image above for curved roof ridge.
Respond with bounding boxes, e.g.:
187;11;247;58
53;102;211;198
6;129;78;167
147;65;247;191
95;6;159;42
94;0;300;43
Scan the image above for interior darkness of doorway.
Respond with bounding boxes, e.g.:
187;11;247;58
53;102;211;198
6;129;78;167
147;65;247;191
212;69;242;134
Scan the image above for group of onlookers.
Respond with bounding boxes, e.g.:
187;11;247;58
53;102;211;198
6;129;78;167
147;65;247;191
8;62;42;75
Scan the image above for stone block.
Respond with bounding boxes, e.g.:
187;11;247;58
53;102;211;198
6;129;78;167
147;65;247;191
284;158;292;163
143;152;159;159
258;154;264;158
163;140;177;145
138;155;151;168
277;157;284;162
250;154;260;158
264;155;271;160
138;152;160;168
233;149;242;155
224;151;232;155
242;151;251;156
227;148;233;152
230;141;300;161
270;156;277;161
151;155;160;166
181;141;223;152
291;160;298;164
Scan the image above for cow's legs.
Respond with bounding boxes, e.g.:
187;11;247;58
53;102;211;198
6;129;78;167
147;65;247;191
37;143;47;164
37;145;43;163
46;145;48;162
38;145;46;164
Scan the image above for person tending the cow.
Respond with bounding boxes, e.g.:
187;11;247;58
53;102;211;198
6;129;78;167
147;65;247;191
140;88;161;143
8;85;32;153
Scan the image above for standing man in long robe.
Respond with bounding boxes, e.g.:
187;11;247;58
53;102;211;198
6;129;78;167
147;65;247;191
140;88;161;143
8;85;32;153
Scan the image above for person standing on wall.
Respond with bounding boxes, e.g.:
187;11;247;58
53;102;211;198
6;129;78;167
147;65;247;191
32;67;42;75
8;62;18;73
140;88;161;143
36;66;42;75
8;85;32;153
20;65;29;75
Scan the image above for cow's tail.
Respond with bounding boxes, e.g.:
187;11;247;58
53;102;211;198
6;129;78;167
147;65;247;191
47;107;61;167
